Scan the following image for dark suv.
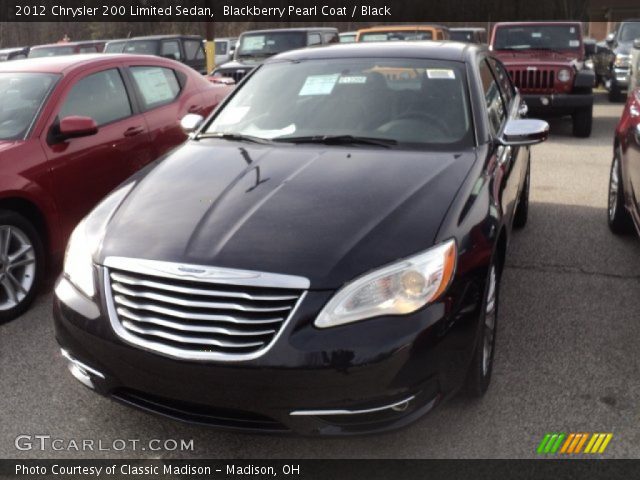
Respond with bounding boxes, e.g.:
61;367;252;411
211;28;339;83
491;22;595;137
104;35;206;74
601;20;640;101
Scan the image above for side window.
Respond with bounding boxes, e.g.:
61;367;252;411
60;69;132;126
215;42;227;55
323;32;339;44
436;31;444;40
160;41;182;61
184;40;204;60
79;46;98;53
488;57;515;108
130;66;181;111
479;59;506;136
308;33;322;46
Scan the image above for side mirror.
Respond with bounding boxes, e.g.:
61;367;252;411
59;116;98;139
634;38;640;50
606;32;615;46
499;119;549;146
180;113;204;134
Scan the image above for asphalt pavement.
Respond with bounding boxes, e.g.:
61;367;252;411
1;92;639;459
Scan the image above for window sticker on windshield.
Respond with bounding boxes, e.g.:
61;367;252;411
570;27;575;33
339;76;367;84
299;74;339;95
426;69;455;79
531;32;542;38
569;40;580;47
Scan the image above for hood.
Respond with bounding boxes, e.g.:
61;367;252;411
217;59;262;70
494;49;582;67
0;140;20;155
99;142;476;289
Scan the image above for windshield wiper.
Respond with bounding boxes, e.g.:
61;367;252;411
197;132;273;144
274;135;398;148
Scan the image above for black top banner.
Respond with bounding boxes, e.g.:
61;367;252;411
0;0;600;22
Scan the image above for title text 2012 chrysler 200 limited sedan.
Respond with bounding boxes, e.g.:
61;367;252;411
54;42;548;435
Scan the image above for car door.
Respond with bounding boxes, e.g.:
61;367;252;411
42;65;152;237
124;62;196;159
479;57;520;228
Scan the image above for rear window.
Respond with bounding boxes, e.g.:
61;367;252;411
130;66;181;110
123;41;158;56
29;46;75;58
104;42;126;53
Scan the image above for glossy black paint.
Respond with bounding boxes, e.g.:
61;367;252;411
54;42;532;435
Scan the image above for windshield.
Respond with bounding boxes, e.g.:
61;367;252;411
339;34;357;43
0;72;58;140
205;58;472;149
360;30;433;42
122;41;158;55
237;32;307;58
619;23;640;43
493;25;581;50
28;46;75;58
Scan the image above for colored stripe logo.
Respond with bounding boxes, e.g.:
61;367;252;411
537;433;613;454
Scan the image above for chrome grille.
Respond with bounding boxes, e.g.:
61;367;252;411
508;68;555;92
103;258;307;361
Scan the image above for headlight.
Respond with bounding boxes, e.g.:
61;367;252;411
63;183;132;297
315;240;457;329
615;54;631;68
557;69;571;82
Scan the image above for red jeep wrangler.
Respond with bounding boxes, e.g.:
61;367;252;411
490;22;595;137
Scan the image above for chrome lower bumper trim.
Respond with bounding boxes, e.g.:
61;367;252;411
60;348;105;389
289;395;415;417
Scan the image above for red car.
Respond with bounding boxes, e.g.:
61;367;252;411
609;87;640;236
0;54;231;321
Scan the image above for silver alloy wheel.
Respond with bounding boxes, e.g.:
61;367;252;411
0;225;36;310
609;155;619;221
482;265;497;376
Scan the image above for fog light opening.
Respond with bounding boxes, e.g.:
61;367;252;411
60;348;105;390
391;399;411;412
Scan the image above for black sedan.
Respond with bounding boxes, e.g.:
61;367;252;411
53;42;548;435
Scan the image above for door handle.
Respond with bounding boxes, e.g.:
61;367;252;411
497;145;512;166
123;126;144;137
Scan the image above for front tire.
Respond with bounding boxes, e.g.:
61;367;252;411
608;149;633;234
464;259;500;397
609;82;623;102
572;106;593;137
0;210;44;324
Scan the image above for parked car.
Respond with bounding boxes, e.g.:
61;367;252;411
214;37;237;66
629;38;640;96
0;47;29;61
29;41;105;58
0;54;232;322
104;35;206;74
54;42;548;435
339;31;357;43
608;87;640;237
600;20;640;101
356;24;450;42
450;27;487;44
490;22;595;137
210;28;339;83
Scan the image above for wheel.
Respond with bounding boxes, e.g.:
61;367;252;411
608;149;633;234
608;82;623;102
513;160;530;229
0;210;44;324
464;259;500;397
572;106;593;137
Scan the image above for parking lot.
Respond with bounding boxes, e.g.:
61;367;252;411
1;91;639;459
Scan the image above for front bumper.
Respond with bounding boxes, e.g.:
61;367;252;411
522;93;593;113
53;268;484;436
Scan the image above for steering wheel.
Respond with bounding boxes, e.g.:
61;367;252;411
394;111;452;136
